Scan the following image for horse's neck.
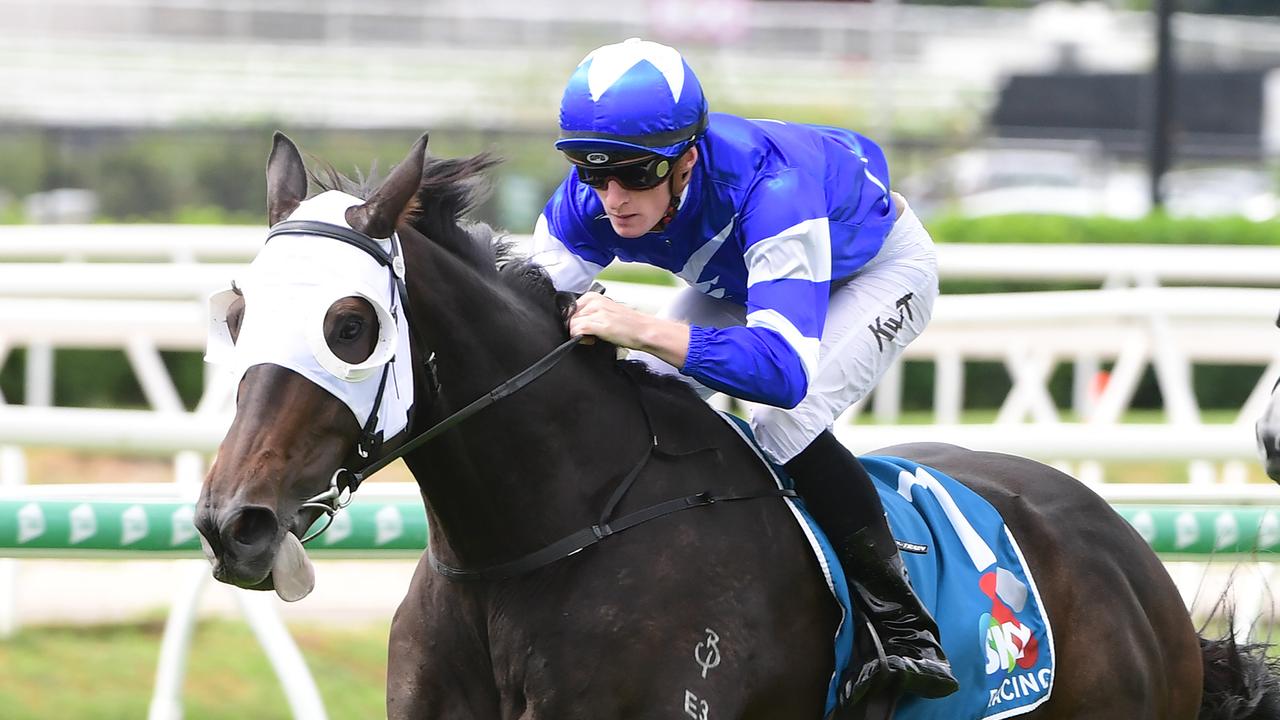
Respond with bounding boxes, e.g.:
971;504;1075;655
402;233;650;569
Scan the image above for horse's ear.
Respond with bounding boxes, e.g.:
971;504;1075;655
347;133;429;240
266;132;308;226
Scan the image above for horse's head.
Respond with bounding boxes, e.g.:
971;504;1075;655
195;132;428;599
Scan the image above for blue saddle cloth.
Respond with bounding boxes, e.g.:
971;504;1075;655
719;415;1056;719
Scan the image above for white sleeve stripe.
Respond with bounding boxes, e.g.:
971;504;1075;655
676;215;736;285
861;158;891;210
527;214;604;293
744;217;832;288
746;308;820;381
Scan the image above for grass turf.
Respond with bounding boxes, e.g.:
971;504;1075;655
0;618;389;719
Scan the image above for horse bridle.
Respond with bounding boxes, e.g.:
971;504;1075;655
260;219;588;543
273;219;794;579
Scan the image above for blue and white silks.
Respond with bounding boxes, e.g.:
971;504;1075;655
720;414;1056;719
531;114;896;409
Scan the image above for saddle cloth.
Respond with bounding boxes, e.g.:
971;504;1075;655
719;414;1056;719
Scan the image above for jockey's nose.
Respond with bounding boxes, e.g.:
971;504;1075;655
603;179;630;204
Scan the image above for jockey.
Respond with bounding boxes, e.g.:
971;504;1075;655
527;38;956;702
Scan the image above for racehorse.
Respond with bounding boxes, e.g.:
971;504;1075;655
195;133;1279;719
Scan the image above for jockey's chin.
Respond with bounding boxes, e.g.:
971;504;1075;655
594;182;670;239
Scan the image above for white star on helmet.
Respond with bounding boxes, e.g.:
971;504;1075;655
581;37;686;103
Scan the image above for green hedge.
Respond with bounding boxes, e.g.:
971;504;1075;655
929;213;1280;246
922;213;1277;407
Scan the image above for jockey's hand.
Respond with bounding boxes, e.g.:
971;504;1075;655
568;292;691;369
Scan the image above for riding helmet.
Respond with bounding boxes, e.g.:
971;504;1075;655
556;38;708;162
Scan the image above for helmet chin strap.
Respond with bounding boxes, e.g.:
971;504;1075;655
649;173;685;233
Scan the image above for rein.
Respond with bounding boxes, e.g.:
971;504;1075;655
282;219;795;580
299;331;584;543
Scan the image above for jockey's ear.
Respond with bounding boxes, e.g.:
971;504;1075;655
266;132;308;226
680;144;699;171
347;133;429;240
674;145;699;191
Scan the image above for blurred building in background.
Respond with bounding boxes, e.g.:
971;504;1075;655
0;0;1277;226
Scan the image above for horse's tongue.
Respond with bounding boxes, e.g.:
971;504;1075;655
272;532;315;602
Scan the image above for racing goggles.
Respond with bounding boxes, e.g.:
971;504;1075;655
565;151;673;191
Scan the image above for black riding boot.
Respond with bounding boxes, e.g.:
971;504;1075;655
783;431;959;704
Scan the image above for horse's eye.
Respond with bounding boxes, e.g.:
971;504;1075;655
325;297;378;364
338;316;364;342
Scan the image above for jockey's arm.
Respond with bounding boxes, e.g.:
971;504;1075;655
570;170;836;410
565;291;691;368
527;212;611;293
676;169;834;409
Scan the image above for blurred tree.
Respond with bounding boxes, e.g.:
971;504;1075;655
0;130;48;198
191;131;268;216
95;143;177;220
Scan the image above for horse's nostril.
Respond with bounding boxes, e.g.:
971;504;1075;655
228;506;279;549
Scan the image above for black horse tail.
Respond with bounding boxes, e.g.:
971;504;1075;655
1197;609;1280;720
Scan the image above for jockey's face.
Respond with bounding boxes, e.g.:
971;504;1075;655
592;147;698;239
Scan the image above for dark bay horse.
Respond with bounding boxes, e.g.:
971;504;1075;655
196;134;1278;719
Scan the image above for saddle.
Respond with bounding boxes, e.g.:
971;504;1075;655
721;415;1058;720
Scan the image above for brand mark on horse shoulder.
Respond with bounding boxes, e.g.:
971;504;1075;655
683;689;711;720
868;292;916;352
694;627;721;679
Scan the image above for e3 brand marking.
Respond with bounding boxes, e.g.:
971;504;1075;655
684;690;710;720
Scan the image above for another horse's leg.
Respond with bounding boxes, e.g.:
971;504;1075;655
386;554;502;720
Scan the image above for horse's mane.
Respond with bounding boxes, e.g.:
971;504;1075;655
310;152;700;400
310;153;555;303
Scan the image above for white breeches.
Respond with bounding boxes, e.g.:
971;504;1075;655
629;201;939;465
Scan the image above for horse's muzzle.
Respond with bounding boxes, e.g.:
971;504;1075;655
196;504;282;588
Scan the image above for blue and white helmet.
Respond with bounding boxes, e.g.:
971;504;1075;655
556;38;708;159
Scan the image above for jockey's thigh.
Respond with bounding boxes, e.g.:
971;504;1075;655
751;201;939;464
